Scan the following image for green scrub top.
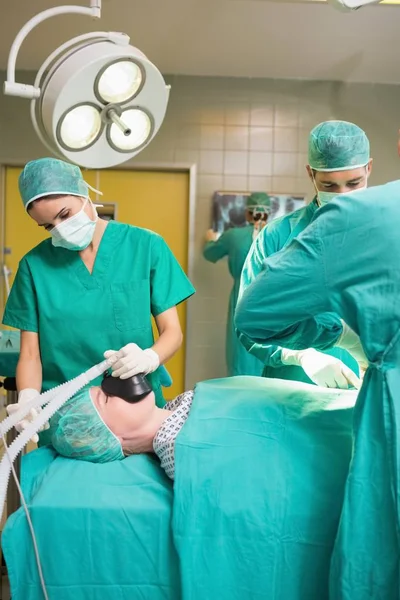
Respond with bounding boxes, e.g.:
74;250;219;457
235;180;400;597
237;199;359;383
2;221;195;444
203;226;263;377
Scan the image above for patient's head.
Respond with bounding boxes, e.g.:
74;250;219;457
51;384;166;463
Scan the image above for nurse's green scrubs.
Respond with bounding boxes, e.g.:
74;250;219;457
237;198;359;383
203;226;263;377
235;181;400;598
2;221;195;445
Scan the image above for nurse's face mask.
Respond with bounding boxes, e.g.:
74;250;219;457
312;165;370;207
50;198;98;251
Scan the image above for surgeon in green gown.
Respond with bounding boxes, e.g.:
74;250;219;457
235;179;400;599
203;192;270;376
2;158;195;445
238;120;373;388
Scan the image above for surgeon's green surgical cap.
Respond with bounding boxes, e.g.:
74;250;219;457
308;120;370;172
246;192;271;208
19;157;89;210
51;388;125;464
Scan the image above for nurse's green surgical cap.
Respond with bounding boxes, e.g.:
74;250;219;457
308;120;370;172
51;388;125;464
19;157;89;210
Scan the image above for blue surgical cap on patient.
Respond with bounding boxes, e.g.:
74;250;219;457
19;158;89;210
51;388;125;464
308;121;370;172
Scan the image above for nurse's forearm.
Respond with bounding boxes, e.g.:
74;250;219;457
151;328;183;364
153;307;183;364
16;357;42;393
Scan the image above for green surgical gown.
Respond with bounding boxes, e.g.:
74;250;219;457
2;221;195;445
235;180;400;599
238;198;359;383
203;225;263;376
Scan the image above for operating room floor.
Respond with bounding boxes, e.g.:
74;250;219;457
1;569;11;600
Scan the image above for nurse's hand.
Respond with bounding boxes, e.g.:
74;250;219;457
281;348;361;389
104;343;160;379
6;389;50;444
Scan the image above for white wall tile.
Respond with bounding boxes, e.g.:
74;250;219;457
223;175;248;191
273;153;298;177
200;125;225;150
224;103;250;126
274;128;299;152
248;176;273;191
198;175;224;196
224;126;249;151
249;152;273;176
200;150;224;174
224;151;248;175
249;127;273;151
250;105;274;126
275;103;299;128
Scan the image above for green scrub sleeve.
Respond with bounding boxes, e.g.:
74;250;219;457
150;234;195;317
202;234;229;263
235;220;342;352
237;227;268;302
2;258;39;333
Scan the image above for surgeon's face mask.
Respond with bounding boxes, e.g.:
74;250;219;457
50;198;97;251
317;185;367;207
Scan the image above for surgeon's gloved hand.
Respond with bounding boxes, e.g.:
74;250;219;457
335;320;368;370
281;348;361;389
104;343;160;379
6;388;50;444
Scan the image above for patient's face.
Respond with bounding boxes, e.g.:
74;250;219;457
90;386;156;438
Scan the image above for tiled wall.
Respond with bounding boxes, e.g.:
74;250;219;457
1;73;400;386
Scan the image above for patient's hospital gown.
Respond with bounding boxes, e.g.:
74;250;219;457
235;181;400;599
153;390;194;479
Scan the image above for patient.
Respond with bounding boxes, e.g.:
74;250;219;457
51;373;194;480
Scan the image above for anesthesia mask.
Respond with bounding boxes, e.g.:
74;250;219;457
101;372;152;403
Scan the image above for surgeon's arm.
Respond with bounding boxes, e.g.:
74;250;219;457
235;222;341;351
236;226;288;366
203;230;229;262
17;331;42;393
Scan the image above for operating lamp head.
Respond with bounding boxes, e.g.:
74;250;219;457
29;34;170;168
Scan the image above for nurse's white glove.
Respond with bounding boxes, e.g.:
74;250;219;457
335;320;368;370
104;343;160;379
6;389;50;444
281;348;361;389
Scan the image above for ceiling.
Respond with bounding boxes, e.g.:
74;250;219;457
0;0;399;84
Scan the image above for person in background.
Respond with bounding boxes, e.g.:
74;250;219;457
203;193;271;376
237;120;372;389
2;158;195;444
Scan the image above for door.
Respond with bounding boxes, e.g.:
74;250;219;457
3;167;190;399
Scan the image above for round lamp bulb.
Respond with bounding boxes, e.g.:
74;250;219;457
96;60;143;104
58;104;102;150
109;108;152;151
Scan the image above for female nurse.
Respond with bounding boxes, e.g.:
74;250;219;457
2;158;195;444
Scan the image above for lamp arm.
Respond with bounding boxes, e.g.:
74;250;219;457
4;1;101;99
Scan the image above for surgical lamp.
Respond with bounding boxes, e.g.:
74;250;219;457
327;0;386;10
3;1;170;168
